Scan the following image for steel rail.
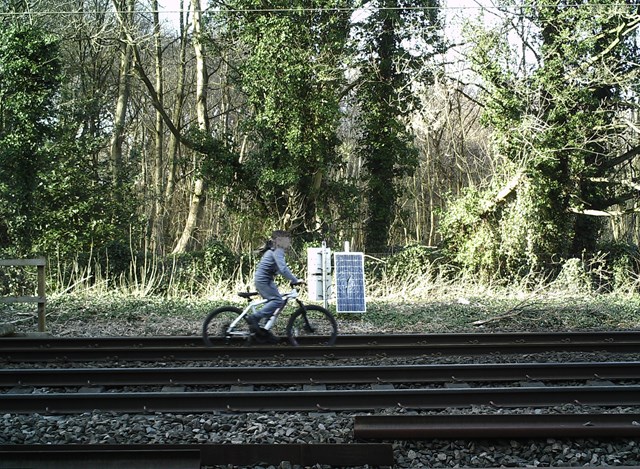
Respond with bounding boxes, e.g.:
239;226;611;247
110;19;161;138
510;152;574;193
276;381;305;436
354;413;640;439
2;344;638;362
3;334;640;362
2;384;640;413
0;447;201;469
0;443;394;468
2;331;640;348
2;361;640;387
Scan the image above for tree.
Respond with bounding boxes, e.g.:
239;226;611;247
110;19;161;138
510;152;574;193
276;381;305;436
351;0;443;252
172;0;211;254
0;24;60;253
442;0;640;277
217;0;353;237
110;0;135;191
151;0;166;254
0;19;137;258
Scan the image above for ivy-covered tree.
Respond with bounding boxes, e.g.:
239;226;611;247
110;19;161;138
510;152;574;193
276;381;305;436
0;22;140;258
0;24;61;254
214;0;353;237
352;0;443;252
442;0;640;278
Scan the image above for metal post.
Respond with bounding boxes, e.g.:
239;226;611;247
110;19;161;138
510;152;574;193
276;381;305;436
321;241;328;310
37;258;46;332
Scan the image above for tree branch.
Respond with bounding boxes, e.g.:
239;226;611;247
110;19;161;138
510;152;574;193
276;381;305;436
569;204;640;217
601;144;640;170
589;176;640;192
111;0;195;151
566;15;640;81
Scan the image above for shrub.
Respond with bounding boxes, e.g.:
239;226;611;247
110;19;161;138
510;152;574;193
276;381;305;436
165;239;238;291
385;245;438;279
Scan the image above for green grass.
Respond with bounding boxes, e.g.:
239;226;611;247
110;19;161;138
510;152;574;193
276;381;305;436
352;294;640;333
21;286;637;336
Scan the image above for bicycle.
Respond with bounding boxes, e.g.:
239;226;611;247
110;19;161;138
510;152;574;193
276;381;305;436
202;284;338;346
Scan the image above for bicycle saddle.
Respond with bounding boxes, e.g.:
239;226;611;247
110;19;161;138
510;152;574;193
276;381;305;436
238;291;260;299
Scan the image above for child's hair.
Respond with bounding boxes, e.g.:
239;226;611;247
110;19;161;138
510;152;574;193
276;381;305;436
254;230;290;256
271;230;290;239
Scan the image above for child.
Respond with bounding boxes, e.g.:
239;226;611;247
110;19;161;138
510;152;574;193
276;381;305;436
247;230;304;333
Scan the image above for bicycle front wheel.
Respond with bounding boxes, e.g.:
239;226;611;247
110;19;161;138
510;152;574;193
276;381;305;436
286;304;338;346
202;306;248;346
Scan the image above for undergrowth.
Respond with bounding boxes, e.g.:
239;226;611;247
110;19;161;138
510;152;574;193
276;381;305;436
2;247;640;334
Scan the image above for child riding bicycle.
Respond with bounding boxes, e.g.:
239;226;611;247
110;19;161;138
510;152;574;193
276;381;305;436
247;230;305;340
201;231;337;346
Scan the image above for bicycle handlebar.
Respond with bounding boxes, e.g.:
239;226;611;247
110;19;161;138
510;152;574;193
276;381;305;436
283;285;304;300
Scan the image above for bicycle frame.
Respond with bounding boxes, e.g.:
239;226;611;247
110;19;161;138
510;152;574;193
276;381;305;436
228;288;302;338
203;284;337;347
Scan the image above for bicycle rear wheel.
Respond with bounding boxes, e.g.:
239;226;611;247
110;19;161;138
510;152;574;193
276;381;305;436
286;304;338;346
202;306;249;346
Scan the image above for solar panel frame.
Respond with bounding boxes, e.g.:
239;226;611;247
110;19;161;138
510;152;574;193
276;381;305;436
334;252;366;313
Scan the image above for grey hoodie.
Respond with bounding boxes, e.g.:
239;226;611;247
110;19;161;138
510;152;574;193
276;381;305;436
254;247;299;285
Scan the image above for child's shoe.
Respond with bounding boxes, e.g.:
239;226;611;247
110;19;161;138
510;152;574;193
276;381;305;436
246;314;259;332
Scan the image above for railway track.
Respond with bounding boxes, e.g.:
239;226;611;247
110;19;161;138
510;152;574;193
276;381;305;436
2;331;640;361
3;380;640;413
2;361;640;386
3;333;640;467
3;332;640;413
7;330;640;347
2;414;640;468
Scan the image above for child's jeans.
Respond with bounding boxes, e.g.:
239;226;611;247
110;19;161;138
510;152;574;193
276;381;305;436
254;279;284;320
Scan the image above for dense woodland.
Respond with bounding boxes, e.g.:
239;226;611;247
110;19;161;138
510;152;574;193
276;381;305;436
1;0;640;290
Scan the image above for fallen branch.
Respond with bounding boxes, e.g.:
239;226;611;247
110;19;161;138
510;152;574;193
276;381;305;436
472;309;524;326
472;296;536;326
480;171;524;216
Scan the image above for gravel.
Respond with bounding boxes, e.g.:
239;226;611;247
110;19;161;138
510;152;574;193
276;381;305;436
2;406;640;468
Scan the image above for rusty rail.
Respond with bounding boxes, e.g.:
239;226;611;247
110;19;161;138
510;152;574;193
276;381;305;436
2;361;640;387
3;331;640;348
354;413;640;439
0;443;394;468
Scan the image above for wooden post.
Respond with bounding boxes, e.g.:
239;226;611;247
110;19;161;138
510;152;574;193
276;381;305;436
0;258;47;332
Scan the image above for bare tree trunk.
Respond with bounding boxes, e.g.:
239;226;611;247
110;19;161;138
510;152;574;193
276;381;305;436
191;0;209;132
150;0;165;254
109;0;134;190
164;0;188;216
172;0;209;254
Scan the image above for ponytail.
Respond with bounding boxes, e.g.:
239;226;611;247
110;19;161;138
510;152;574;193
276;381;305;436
254;230;290;256
254;239;273;256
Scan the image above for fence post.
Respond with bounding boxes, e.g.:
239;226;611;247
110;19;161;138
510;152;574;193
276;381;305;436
0;258;47;333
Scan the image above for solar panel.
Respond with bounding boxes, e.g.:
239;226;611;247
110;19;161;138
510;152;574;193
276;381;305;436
334;252;366;313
